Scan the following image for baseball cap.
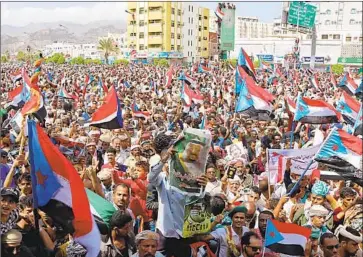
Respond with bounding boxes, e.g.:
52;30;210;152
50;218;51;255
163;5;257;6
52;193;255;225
1;188;19;203
0;150;8;158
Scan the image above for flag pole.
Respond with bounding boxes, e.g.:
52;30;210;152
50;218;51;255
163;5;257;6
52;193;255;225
289;121;295;149
262;247;266;257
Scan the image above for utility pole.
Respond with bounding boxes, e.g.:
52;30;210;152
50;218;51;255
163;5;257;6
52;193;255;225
310;25;317;69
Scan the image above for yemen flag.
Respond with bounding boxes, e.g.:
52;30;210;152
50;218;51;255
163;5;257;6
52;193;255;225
336;91;361;125
339;73;358;95
265;219;311;256
314;128;362;176
86;189;117;235
294;94;342;124
90;86;123;129
131;99;151;119
27;120;101;257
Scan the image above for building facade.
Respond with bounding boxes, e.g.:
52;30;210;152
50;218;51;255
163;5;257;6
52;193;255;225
44;43;101;59
235;16;273;39
98;32;129;58
182;3;198;63
126;2;183;54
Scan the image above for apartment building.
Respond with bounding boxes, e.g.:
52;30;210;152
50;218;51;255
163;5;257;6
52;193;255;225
126;2;183;54
44;43;101;59
235;16;273;39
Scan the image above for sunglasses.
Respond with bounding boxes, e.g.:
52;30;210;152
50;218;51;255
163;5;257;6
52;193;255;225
247;245;261;252
326;244;340;250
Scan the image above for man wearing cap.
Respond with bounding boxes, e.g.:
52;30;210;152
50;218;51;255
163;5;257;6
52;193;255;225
85;140;104;172
304;204;331;239
1;187;19;234
1;229;35;257
111;135;130;165
125;145;147;173
335;225;362;257
132;230;163;257
195;206;250;257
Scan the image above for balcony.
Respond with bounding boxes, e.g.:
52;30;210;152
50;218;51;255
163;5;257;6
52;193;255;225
149;23;162;32
148;36;163;44
148;47;162;52
149;2;163;8
148;10;163;20
128;2;137;9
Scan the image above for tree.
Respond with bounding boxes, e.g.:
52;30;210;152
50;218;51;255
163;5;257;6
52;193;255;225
153;58;169;67
1;55;8;63
97;38;119;65
331;64;344;75
253;59;260;69
70;56;85;65
114;59;129;65
56;55;65;64
16;51;26;62
85;59;102;65
46;53;65;64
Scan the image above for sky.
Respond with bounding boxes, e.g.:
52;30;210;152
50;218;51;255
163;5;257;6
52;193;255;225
1;1;282;27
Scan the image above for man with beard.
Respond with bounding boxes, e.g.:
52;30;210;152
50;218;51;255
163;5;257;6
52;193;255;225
240;231;262;257
336;226;362;257
132;230;163;257
112;183;134;218
1;229;35;257
15;196;54;257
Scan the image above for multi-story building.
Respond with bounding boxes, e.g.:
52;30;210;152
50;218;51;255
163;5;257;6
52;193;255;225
182;3;198;63
196;7;210;60
235;16;273;39
44;43;101;59
126;2;183;54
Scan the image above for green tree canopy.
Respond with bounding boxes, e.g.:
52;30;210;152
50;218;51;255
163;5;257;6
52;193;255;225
331;64;344;75
16;51;26;62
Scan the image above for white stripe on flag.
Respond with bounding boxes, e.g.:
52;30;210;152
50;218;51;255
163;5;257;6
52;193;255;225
279;232;308;250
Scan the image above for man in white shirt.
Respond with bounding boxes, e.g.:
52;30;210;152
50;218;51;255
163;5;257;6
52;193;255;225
205;164;222;196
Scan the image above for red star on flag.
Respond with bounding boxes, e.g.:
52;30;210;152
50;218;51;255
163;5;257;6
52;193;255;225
332;145;338;151
36;170;48;188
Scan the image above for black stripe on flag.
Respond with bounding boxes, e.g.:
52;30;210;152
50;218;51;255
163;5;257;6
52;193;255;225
267;243;305;256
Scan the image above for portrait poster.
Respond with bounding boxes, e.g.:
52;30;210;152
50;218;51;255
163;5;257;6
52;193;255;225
182;197;212;238
169;128;212;195
225;142;249;164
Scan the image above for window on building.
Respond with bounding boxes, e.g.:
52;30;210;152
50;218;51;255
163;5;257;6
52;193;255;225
333;34;340;39
351;8;357;14
350;19;355;24
326;9;331;15
177;45;181;51
198;37;201;42
338;20;343;25
171;33;175;39
199;26;201;32
139;21;145;26
171;45;175;50
322;34;328;39
203;47;207;51
192;6;193;12
189;5;190;12
130;33;136;37
177;34;181;39
204;26;207;30
130;21;136;25
346;36;352;42
359;37;363;42
325;20;330;25
198;47;201;52
139;32;144;39
172;21;175;27
191;17;193;24
204;16;207;19
191;41;192;46
178;10;181;16
188;41;190;46
172;8;175;14
199;15;202;21
139;45;145;50
139;8;144;14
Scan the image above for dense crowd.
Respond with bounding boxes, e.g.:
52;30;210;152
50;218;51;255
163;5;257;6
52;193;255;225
0;59;362;257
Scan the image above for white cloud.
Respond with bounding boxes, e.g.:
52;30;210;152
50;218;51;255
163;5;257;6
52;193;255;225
1;2;127;26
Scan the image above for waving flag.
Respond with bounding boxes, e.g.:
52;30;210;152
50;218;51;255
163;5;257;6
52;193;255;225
58;86;74;99
165;66;174;88
336;91;361;125
237;47;256;81
285;96;296;114
265;219;311;256
27;120;101;257
90;86;123;129
82;74;94;97
339;73;358;95
310;74;321;91
293;95;342;124
10;70;22;83
353;105;362;135
184;74;197;88
259;59;273;72
235;66;275;120
30;57;44;84
198;64;212;74
235;65;244;95
355;78;363;98
131;99;151;119
314;128;362;176
7;83;30;108
331;72;337;88
215;6;224;20
98;77;108;93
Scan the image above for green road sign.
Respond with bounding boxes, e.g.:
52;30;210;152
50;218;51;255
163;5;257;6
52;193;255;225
287;1;317;29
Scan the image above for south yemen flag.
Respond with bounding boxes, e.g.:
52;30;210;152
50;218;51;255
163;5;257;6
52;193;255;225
265;219;311;256
27;120;101;257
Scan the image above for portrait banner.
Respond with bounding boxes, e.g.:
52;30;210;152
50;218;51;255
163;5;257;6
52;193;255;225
169;128;212;195
182;197;212;238
225;142;249;164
